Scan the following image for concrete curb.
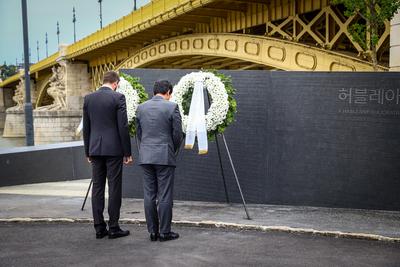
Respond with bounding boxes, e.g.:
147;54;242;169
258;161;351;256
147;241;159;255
1;218;399;243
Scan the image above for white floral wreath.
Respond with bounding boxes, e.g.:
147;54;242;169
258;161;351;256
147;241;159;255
116;76;140;123
171;72;230;133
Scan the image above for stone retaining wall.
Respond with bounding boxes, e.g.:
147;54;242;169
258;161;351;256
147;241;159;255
33;110;82;145
3;110;25;137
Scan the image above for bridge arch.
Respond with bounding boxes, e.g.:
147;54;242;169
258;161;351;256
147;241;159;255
115;33;386;72
35;74;53;109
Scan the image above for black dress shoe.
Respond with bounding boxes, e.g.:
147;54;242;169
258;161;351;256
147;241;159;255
96;229;109;239
108;228;130;239
159;232;179;242
150;233;159;241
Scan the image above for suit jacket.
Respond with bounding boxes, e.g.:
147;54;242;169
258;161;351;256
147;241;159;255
83;86;132;157
136;95;183;166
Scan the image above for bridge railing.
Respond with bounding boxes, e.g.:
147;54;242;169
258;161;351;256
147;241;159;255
66;0;194;57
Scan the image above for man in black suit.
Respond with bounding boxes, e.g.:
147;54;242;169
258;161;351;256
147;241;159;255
83;71;133;239
136;80;183;242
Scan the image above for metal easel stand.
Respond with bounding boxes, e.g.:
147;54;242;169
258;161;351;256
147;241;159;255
81;179;92;211
215;133;230;204
219;133;251;220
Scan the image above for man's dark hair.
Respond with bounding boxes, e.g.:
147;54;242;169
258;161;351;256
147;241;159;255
103;71;120;84
153;80;173;95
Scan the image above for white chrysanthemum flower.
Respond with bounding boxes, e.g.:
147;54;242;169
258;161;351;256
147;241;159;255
116;77;140;123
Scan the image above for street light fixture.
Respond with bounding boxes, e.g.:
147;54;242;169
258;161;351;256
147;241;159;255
73;7;77;42
45;32;48;57
20;0;34;146
36;40;39;62
57;21;60;46
99;0;103;29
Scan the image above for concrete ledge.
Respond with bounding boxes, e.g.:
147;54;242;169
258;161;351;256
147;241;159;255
0;142;90;186
0;141;84;154
1;217;399;243
33;110;82;117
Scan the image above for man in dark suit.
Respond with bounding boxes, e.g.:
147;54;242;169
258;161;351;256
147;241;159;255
136;80;183;242
83;71;133;239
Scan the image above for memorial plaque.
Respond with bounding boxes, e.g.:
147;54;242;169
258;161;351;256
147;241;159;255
121;69;400;211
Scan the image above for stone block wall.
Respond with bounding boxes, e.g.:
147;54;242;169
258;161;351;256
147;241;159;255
3;110;25;137
33;110;82;145
65;62;92;110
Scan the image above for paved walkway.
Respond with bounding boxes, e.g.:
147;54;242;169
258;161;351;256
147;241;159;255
0;179;399;242
0;130;25;149
1;223;399;267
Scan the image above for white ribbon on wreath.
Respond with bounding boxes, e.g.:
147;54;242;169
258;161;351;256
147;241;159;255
185;78;208;154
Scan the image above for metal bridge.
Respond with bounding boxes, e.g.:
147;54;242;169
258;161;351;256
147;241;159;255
0;0;395;110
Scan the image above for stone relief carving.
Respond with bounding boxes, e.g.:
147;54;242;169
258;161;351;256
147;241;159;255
37;64;67;111
6;80;25;112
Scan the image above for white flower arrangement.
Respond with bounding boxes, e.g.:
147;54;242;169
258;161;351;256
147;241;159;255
171;71;230;133
116;76;140;123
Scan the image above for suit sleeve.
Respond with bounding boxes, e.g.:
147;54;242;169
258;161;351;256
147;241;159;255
172;104;183;152
117;94;132;157
82;96;90;157
135;106;142;145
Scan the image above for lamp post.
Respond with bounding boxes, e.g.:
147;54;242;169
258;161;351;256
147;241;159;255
73;7;76;42
36;40;39;62
134;0;137;10
57;21;60;46
98;0;103;29
21;0;34;146
45;32;48;57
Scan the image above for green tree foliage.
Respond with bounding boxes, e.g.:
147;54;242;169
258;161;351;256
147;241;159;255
332;0;400;70
0;63;18;81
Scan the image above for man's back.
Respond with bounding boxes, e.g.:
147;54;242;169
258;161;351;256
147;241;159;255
138;80;182;241
136;95;183;166
83;87;131;157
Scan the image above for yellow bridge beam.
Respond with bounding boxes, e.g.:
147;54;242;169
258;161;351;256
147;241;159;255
115;33;387;72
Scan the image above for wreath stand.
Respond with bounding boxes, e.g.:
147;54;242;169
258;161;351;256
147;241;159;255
203;93;251;220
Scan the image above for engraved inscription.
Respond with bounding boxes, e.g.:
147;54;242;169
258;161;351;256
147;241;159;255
338;88;400;105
